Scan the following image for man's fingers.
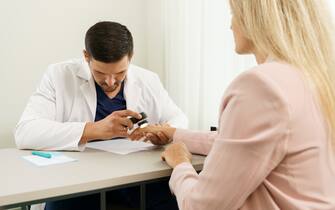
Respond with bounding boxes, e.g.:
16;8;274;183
117;130;128;137
157;132;169;143
145;133;153;139
129;131;145;141
162;123;171;127
138;125;164;133
118;118;134;129
146;133;160;145
128;133;137;140
114;110;142;119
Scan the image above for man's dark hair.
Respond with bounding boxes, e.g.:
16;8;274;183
85;21;133;63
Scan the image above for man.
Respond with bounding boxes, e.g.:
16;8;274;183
15;21;187;150
15;21;186;210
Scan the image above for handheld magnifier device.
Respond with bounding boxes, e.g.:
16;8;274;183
128;112;148;134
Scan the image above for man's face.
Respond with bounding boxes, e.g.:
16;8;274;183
84;52;130;93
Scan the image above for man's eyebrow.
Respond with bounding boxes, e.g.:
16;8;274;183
93;68;127;74
93;69;105;73
118;69;127;73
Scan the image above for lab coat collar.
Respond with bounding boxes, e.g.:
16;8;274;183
75;59;92;81
124;65;142;112
78;61;96;120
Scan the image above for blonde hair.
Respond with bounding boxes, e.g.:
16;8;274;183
230;0;335;152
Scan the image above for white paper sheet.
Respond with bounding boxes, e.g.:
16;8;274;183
87;139;157;155
22;152;77;167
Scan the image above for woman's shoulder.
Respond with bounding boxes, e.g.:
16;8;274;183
223;61;310;124
228;61;306;98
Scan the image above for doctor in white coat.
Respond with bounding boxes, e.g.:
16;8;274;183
15;21;187;152
16;21;184;210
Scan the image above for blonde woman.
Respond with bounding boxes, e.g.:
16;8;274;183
131;0;335;209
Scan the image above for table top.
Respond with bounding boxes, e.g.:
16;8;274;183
0;147;205;206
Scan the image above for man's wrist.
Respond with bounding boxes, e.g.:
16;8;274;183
80;122;99;144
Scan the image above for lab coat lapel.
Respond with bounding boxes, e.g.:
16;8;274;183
80;78;96;120
124;68;142;112
77;61;97;120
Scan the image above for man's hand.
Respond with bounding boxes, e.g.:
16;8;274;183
129;124;176;145
80;110;142;144
161;142;192;168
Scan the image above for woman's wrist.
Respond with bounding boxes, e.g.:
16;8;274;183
166;127;177;139
175;157;191;166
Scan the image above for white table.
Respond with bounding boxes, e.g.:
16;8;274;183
0;147;205;210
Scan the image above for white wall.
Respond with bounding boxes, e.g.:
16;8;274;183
0;0;153;148
145;0;165;80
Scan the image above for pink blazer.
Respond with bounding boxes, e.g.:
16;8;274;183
170;61;335;210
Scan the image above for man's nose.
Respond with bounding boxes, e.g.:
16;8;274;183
105;75;116;86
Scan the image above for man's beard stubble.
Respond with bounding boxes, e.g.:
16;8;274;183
101;81;122;93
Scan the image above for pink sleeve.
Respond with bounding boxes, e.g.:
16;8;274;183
169;70;290;210
173;129;217;155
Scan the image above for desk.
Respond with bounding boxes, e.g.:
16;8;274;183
0;148;205;210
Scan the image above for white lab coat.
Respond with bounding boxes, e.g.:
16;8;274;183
15;59;187;151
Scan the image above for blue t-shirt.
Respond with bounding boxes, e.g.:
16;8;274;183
94;81;127;121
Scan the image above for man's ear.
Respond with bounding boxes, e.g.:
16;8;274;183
128;52;134;61
83;50;90;63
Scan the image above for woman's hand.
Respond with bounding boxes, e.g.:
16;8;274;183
129;124;177;145
161;142;192;168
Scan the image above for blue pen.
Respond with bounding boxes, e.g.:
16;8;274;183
32;151;52;159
